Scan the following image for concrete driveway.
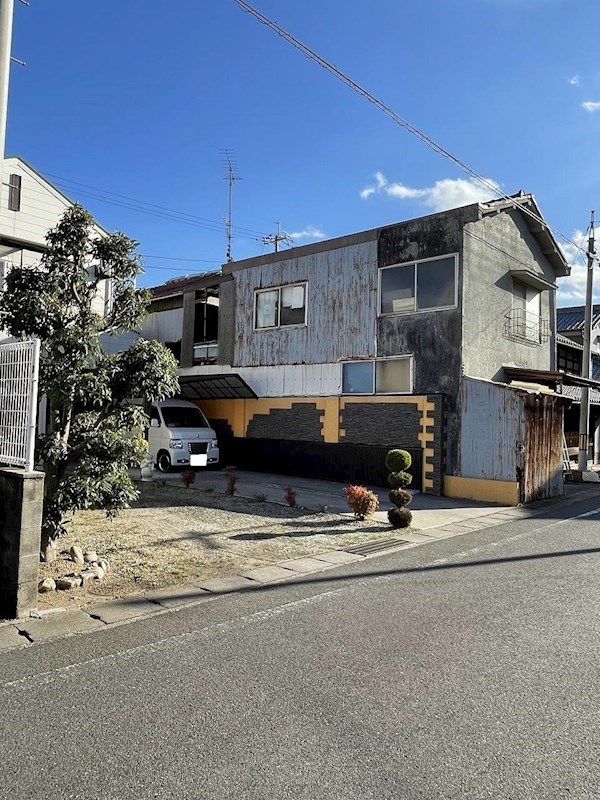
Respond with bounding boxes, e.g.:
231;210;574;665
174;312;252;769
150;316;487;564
151;467;512;530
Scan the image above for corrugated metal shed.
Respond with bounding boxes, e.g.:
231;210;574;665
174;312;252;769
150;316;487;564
460;377;564;502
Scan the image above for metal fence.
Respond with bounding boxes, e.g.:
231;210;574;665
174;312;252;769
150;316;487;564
0;339;40;471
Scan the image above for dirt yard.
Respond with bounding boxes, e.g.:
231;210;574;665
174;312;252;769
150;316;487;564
38;481;391;609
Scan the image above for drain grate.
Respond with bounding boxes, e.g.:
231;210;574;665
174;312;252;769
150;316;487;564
346;538;410;557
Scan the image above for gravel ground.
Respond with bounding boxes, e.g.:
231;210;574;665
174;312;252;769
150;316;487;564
38;481;391;609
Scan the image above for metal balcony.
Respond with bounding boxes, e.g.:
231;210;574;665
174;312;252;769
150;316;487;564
503;309;550;346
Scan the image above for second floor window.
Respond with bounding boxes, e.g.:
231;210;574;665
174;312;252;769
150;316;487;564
379;254;457;315
255;283;307;330
8;174;21;212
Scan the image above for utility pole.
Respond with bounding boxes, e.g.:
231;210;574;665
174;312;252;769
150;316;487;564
0;0;15;195
578;212;596;471
262;222;293;253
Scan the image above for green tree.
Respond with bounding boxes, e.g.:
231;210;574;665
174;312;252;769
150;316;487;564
0;204;179;552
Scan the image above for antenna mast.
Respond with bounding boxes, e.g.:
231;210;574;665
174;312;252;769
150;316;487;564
221;149;242;262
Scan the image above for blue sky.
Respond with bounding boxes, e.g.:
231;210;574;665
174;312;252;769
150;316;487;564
6;0;600;302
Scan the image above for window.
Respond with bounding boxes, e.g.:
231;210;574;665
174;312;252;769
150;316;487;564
8;174;21;212
557;347;582;375
380;255;457;315
508;281;541;342
341;357;413;395
254;283;307;330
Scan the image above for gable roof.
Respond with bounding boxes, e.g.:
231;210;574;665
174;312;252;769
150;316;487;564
479;192;570;277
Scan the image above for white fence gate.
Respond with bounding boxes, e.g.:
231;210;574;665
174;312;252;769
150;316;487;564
0;339;40;471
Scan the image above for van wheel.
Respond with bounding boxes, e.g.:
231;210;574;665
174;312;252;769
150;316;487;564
156;451;172;473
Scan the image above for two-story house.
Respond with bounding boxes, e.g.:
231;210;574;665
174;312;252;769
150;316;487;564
143;192;570;503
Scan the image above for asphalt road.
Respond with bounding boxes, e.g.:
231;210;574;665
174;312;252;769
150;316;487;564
2;491;600;799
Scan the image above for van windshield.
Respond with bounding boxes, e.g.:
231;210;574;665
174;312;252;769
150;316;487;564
161;406;208;429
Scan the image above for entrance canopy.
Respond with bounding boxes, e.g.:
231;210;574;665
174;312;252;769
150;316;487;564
177;373;257;400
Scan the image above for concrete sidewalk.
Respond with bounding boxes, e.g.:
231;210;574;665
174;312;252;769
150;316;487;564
1;481;595;652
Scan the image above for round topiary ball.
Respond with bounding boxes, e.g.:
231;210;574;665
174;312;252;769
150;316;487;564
385;449;412;472
388;506;412;528
389;488;412;508
387;470;413;489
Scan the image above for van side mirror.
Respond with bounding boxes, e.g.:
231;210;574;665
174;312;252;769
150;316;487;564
150;418;160;428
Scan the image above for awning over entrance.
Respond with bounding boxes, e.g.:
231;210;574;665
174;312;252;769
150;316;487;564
502;365;600;402
177;373;257;400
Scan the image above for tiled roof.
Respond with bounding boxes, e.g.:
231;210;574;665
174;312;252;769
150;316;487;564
556;333;583;349
150;270;221;300
557;305;600;332
562;384;600;405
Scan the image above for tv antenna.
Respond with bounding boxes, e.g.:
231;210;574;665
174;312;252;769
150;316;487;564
221;149;242;262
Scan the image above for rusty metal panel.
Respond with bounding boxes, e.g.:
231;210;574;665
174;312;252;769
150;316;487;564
233;241;378;367
523;394;564;502
459;377;524;482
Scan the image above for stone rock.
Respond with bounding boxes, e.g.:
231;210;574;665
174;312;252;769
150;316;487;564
70;545;85;565
79;570;96;586
44;542;59;563
55;575;83;590
38;578;56;593
83;551;98;563
91;566;105;581
98;559;110;574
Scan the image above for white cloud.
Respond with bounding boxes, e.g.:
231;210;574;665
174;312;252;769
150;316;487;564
556;229;600;305
288;226;325;241
582;101;600;112
568;74;580;86
359;173;501;212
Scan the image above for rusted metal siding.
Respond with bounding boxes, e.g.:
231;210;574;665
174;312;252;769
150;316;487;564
459;377;564;501
233;241;378;367
523;394;564;502
459;377;524;482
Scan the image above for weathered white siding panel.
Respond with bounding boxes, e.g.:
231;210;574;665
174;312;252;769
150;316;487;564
460;377;524;482
178;363;341;397
234;241;378;366
141;308;183;342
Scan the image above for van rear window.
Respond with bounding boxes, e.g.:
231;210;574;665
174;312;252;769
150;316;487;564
161;407;208;428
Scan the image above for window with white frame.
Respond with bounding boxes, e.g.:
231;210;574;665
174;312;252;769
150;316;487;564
341;357;413;395
379;254;457;315
254;283;307;329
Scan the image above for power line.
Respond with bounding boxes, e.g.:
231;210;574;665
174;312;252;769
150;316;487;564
42;171;268;239
232;0;587;258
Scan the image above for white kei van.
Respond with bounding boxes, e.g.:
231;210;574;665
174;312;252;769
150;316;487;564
148;400;220;473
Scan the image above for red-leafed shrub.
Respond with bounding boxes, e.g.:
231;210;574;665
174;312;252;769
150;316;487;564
344;485;379;521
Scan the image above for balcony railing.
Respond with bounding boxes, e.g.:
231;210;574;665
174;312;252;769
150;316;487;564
504;309;550;346
193;342;218;363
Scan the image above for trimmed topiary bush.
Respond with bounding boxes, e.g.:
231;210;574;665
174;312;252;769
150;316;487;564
386;448;413;529
389;488;412;507
387;470;413;489
385;449;412;472
388;507;413;528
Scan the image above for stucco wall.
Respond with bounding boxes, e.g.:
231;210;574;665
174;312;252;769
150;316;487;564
462;209;557;381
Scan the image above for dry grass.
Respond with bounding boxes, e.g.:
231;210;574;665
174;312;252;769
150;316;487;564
38;481;390;610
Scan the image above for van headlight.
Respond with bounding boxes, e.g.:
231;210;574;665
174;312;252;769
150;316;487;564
211;439;219;448
170;439;183;449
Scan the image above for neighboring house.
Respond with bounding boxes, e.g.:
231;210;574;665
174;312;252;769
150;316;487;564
556;306;600;459
0;156;114;335
143;192;570;503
